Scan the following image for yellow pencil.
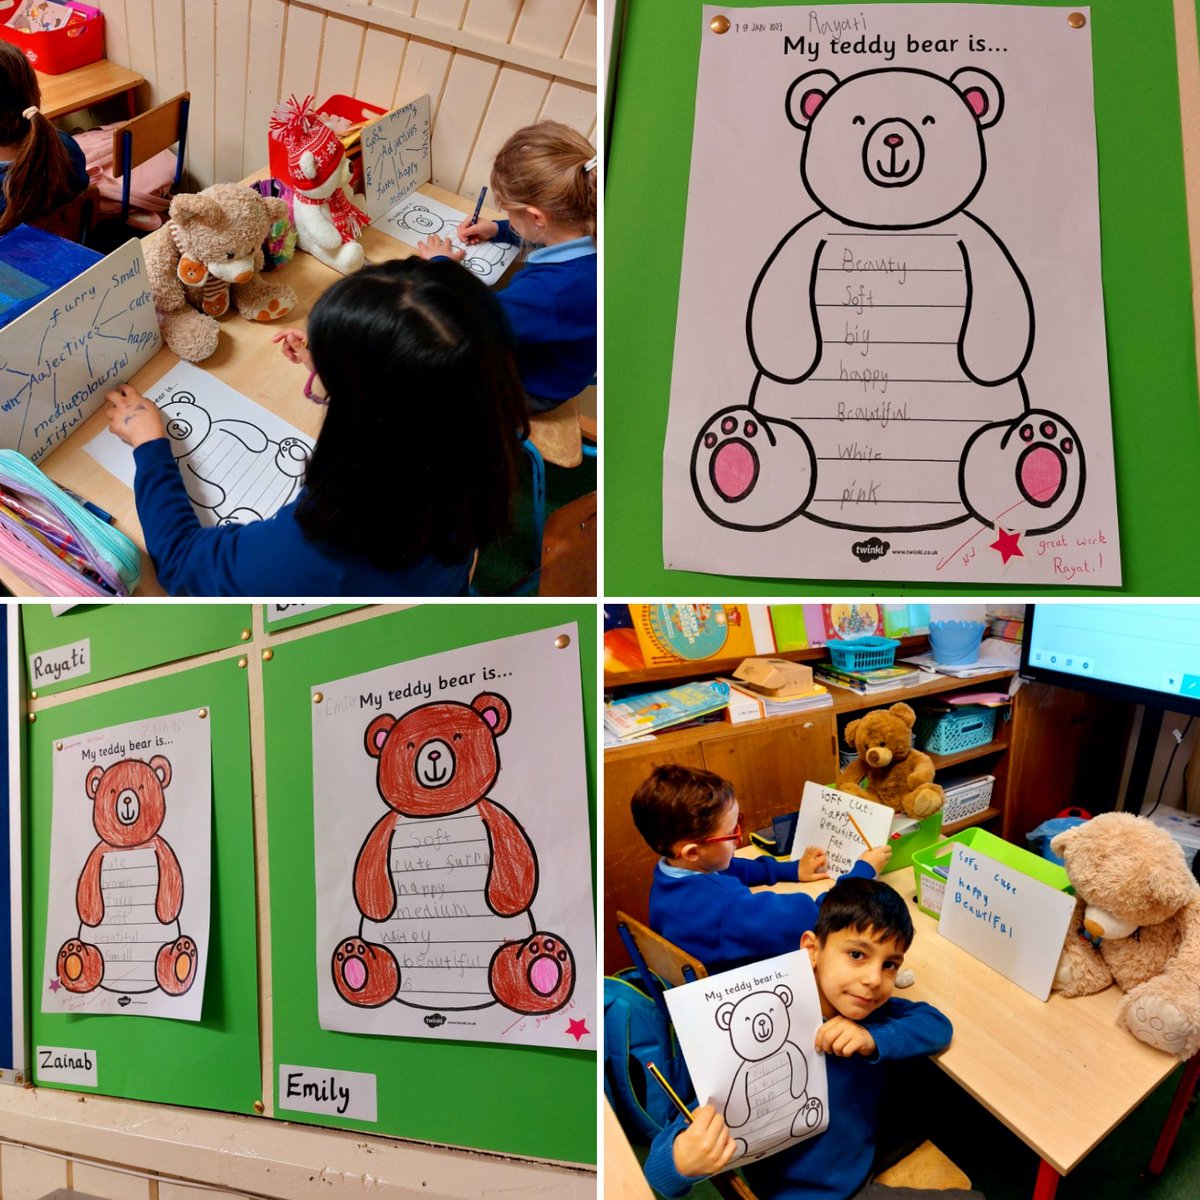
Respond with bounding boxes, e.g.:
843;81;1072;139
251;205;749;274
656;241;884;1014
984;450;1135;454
845;810;873;850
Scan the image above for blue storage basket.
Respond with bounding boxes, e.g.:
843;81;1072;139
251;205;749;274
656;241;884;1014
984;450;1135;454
826;636;900;671
914;705;998;755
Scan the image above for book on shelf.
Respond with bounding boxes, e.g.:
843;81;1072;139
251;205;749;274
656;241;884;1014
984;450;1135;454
813;662;924;694
604;680;731;740
721;679;833;722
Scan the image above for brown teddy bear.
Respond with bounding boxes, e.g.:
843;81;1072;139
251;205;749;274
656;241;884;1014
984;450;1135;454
1052;812;1200;1059
835;702;944;819
142;183;297;362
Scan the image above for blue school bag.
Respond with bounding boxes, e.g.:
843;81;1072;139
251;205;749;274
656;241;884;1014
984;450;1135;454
603;967;694;1141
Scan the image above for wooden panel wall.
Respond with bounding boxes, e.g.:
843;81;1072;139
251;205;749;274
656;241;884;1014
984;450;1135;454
92;0;597;192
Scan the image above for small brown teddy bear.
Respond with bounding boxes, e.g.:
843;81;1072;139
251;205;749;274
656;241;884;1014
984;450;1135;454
1052;812;1200;1059
142;183;297;362
835;702;944;819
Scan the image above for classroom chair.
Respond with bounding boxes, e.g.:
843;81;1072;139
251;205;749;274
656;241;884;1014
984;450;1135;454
111;92;190;226
31;186;96;245
538;490;596;596
615;910;708;1025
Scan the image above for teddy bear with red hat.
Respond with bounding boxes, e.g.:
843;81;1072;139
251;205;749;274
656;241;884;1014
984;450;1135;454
269;95;368;275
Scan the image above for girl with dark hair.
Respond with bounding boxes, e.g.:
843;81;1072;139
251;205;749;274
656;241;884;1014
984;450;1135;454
0;41;88;233
103;257;529;596
416;120;597;414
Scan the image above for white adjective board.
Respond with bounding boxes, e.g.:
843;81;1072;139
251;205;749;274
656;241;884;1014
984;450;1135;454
360;95;432;221
0;239;160;463
938;843;1075;1001
790;782;893;878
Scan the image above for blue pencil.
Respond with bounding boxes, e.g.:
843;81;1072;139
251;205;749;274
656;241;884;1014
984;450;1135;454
469;185;487;228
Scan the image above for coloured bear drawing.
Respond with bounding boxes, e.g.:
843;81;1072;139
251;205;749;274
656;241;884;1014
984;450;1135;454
56;756;198;997
332;693;575;1015
691;67;1084;538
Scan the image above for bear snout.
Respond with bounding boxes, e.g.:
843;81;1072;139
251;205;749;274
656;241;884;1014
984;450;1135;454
865;746;893;768
415;739;456;788
863;118;924;186
116;788;141;825
753;1013;774;1042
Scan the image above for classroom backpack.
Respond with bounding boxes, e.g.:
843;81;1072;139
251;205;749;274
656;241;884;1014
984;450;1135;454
603;967;694;1141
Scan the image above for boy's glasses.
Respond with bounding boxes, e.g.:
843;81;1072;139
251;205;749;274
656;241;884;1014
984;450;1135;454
696;821;742;846
304;371;329;406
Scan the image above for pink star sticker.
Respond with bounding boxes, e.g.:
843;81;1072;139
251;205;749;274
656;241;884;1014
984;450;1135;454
48;978;61;992
990;527;1024;565
566;1017;590;1043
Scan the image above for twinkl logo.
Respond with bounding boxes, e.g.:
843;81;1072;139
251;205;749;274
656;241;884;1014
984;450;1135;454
852;537;890;562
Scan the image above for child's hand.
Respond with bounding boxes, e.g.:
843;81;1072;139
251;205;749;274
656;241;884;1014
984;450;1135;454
795;845;832;882
416;235;465;262
105;385;166;448
859;845;892;876
272;328;313;369
457;217;499;244
671;1106;737;1179
815;1016;877;1057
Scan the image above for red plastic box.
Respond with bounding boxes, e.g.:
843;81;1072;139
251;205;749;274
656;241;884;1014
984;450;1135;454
0;2;104;76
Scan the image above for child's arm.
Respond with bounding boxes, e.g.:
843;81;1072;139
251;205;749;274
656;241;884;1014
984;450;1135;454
415;235;465;263
815;1016;878;1058
856;845;892;876
644;1108;736;1198
795;845;833;882
861;997;954;1062
272;329;314;370
457;217;501;244
106;385;166;448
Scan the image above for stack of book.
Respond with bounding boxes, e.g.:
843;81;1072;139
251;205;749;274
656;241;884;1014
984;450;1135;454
604;680;731;740
722;679;833;723
813;661;924;694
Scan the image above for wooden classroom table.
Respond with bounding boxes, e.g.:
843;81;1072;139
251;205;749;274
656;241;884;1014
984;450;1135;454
605;1098;655;1200
37;58;144;120
0;183;499;596
750;852;1188;1199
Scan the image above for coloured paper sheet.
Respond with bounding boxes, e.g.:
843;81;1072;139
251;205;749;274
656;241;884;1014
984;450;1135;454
84;361;315;526
664;5;1119;583
665;951;829;1167
312;625;596;1051
41;709;212;1020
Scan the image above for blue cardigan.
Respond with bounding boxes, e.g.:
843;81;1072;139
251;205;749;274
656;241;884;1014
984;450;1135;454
133;438;471;597
650;856;878;977
644;996;953;1200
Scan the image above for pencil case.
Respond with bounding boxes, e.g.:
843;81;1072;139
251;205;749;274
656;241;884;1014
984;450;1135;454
0;450;140;596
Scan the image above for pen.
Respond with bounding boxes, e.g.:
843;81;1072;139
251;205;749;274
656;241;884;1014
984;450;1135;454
59;485;115;525
845;811;872;851
469;184;488;229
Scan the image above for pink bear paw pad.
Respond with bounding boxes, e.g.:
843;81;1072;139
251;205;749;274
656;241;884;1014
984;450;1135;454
1015;419;1074;508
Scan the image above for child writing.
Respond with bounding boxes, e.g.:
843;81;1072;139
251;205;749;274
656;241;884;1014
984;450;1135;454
103;257;528;596
630;765;891;976
416;121;597;414
645;877;954;1199
0;41;88;233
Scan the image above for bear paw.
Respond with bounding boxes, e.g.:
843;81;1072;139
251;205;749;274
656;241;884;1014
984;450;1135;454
691;406;815;531
57;938;103;993
1125;990;1194;1057
961;409;1084;535
490;931;575;1014
332;937;399;1007
793;1096;823;1134
156;936;197;995
907;784;944;820
250;297;293;322
731;1137;749;1161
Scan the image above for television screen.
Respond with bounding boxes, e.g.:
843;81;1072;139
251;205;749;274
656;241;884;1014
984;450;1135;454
1021;604;1200;715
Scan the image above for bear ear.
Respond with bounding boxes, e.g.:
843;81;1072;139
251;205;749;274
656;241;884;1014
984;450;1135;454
844;717;861;747
364;714;396;758
263;195;290;225
472;692;511;736
888;702;917;728
1050;825;1079;859
86;765;104;800
774;984;793;1008
149;755;172;789
785;70;840;130
716;1001;735;1031
171;192;223;227
950;67;1004;129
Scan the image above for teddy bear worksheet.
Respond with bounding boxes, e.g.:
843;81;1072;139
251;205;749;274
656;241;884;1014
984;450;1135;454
665;4;1119;583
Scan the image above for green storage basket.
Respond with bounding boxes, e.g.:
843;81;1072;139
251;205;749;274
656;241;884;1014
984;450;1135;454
912;828;1073;919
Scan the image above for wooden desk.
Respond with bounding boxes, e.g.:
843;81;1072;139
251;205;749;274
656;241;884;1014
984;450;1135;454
37;59;143;120
604;1098;654;1200
756;858;1186;1197
0;183;496;596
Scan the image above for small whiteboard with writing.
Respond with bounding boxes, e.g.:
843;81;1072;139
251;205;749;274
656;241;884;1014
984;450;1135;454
665;950;828;1167
791;782;893;877
360;95;432;221
938;844;1075;1001
0;239;160;463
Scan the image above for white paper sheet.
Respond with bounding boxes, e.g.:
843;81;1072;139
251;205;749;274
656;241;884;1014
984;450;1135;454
790;782;894;877
378;193;520;286
84;361;315;525
41;709;212;1020
360;96;432;221
665;951;829;1166
0;239;160;463
312;624;595;1050
665;5;1118;583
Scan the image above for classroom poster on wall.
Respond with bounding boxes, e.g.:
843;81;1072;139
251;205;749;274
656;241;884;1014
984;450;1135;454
360;94;432;221
312;625;595;1051
665;950;829;1167
791;782;894;878
0;239;160;463
663;5;1119;584
41;709;212;1021
85;362;315;525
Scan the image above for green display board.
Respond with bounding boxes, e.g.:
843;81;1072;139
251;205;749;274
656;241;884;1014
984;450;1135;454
263;604;365;632
261;605;596;1163
606;0;1200;594
22;605;254;697
27;658;260;1112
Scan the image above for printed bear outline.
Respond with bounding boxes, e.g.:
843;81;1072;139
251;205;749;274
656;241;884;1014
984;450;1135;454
56;755;197;997
157;391;310;522
393;204;510;279
331;692;575;1015
691;66;1085;539
717;985;824;1159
